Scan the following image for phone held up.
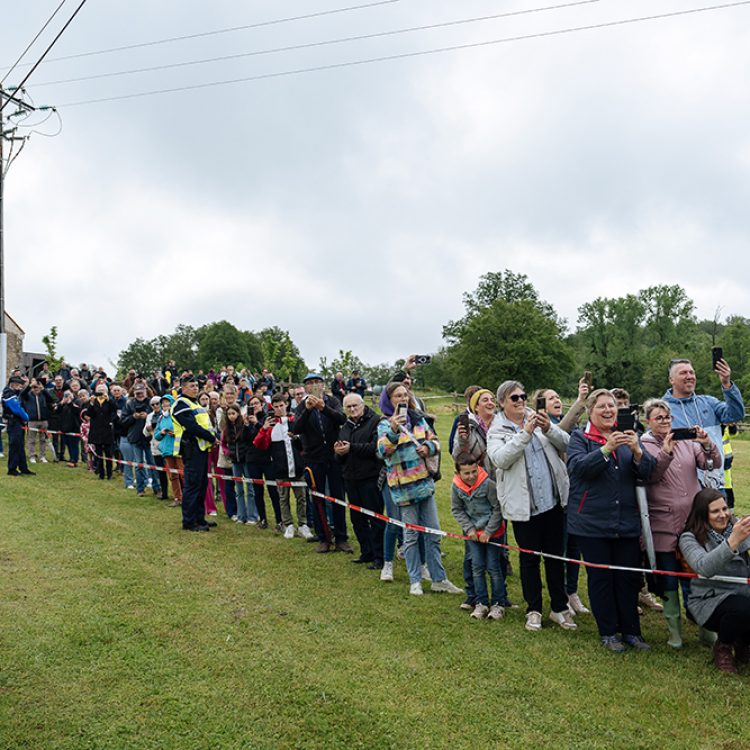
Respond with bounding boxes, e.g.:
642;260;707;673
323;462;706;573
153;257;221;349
712;347;723;371
616;407;636;433
535;396;546;414
396;403;408;421
583;370;593;389
414;355;432;366
457;413;470;430
672;427;698;441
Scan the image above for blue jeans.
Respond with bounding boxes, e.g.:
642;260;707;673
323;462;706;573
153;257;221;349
119;437;135;487
130;443;149;493
400;496;446;585
64;434;80;464
382;484;425;564
233;462;258;522
467;539;507;606
463;542;476;603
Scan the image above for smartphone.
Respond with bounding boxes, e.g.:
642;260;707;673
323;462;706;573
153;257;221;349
617;408;635;432
414;355;432;366
583;371;593;389
457;413;470;429
672;427;698;441
535;396;547;413
396;403;408;420
712;347;723;370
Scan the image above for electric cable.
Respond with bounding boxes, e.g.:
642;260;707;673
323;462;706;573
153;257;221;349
34;0;602;88
56;1;750;109
1;0;69;85
4;0;404;69
1;0;88;113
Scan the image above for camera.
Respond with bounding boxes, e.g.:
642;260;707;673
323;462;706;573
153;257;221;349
414;355;432;366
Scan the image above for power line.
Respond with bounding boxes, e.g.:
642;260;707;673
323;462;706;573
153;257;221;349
1;0;69;85
1;0;88;113
4;0;404;69
56;1;750;109
34;1;602;88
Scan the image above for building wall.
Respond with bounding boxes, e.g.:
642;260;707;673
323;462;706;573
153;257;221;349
3;312;25;379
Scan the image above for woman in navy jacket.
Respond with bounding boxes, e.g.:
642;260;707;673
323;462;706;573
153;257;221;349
567;389;656;652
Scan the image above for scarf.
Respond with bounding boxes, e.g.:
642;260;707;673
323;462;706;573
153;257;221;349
708;521;734;549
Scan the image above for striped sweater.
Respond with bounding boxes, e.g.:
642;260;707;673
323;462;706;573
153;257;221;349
377;416;439;506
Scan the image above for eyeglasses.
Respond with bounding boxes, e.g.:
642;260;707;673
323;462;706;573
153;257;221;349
508;393;528;403
649;415;672;423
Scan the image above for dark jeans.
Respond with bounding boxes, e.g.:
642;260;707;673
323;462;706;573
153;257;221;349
704;594;750;645
7;421;28;473
94;443;113;479
247;460;281;524
181;449;209;529
344;476;385;562
511;504;567;614
563;516;582;594
64;434;80;464
578;535;642;638
52;431;66;461
153;454;169;498
308;459;347;544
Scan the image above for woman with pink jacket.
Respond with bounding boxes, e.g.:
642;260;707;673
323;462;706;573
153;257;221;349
641;398;722;649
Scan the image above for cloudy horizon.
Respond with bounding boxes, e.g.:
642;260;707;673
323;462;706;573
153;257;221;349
3;0;750;371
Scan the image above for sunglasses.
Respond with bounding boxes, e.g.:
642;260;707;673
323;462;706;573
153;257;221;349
508;393;528;403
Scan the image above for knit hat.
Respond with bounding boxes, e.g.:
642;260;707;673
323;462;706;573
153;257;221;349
469;389;493;414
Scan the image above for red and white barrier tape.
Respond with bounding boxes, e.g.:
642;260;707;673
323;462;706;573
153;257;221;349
20;427;750;586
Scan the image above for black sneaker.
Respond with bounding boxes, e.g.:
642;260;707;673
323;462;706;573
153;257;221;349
257;519;268;529
622;634;651;651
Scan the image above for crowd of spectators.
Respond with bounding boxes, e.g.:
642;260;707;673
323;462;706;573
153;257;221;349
2;353;750;674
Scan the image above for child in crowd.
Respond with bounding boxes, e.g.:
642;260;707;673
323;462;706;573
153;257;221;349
221;403;258;525
450;453;508;620
253;393;314;540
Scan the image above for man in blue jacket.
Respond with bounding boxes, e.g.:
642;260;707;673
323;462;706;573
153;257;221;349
663;357;745;489
2;375;35;476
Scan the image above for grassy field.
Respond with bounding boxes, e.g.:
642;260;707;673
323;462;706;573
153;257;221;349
1;416;749;750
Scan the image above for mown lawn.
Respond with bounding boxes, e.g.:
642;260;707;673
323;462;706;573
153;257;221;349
1;417;749;750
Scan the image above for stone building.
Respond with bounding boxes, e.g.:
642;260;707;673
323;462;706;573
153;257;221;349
3;311;24;380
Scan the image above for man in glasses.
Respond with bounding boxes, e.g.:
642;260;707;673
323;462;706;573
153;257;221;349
662;357;744;490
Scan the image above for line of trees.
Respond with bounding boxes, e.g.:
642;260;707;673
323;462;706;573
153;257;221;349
116;270;750;402
422;270;750;403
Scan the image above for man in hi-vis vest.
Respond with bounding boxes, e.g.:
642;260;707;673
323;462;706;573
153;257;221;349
172;374;217;531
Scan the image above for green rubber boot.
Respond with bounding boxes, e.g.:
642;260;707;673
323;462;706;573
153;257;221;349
699;627;718;647
662;591;683;649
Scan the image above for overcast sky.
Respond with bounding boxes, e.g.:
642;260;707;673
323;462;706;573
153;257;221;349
2;0;750;372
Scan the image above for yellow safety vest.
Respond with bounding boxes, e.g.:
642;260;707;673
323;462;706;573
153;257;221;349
723;427;733;490
171;395;213;453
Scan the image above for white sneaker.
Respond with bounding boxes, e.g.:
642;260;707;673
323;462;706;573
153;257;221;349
230;515;239;522
420;563;432;582
208;511;218;517
567;593;590;615
549;610;578;630
525;611;543;631
297;524;315;540
470;603;489;620
488;604;506;620
409;582;424;596
29;457;37;464
380;561;394;582
283;524;295;539
245;520;257;526
430;579;464;594
126;485;135;490
40;457;48;464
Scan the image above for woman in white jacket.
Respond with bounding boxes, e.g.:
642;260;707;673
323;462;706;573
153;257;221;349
487;380;575;633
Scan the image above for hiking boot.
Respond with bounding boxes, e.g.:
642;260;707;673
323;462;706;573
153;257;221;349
638;589;663;611
335;541;354;554
622;635;651;651
714;642;738;674
601;635;627;653
315;541;332;553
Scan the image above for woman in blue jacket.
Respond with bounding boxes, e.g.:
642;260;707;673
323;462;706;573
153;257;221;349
567;389;656;652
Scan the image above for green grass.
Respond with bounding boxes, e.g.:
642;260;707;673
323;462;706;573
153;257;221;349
1;420;749;750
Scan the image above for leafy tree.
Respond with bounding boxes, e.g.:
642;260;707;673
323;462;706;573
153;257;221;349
317;350;367;381
41;326;65;374
258;327;306;382
444;270;564;343
445;299;574;392
197;321;251;371
116;337;163;377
